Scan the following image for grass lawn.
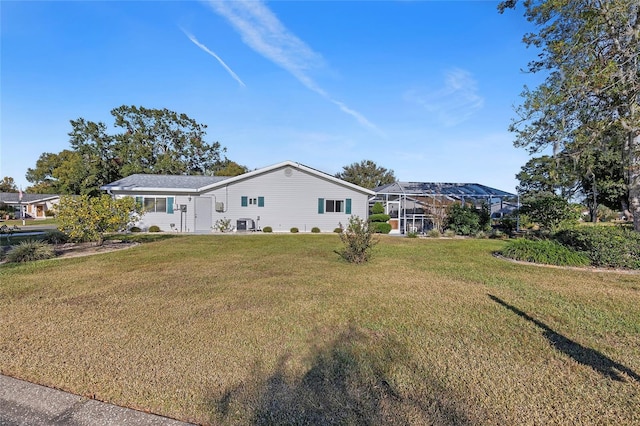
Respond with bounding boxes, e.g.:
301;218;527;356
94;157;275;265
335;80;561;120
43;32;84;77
0;235;638;425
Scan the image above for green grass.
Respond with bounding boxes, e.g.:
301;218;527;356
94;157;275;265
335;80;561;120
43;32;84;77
0;235;638;425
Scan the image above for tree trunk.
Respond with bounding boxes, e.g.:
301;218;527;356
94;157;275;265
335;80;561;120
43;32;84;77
627;132;640;231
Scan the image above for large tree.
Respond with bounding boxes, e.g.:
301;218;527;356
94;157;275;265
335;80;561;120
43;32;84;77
0;177;18;193
26;106;229;196
500;0;640;229
335;160;396;189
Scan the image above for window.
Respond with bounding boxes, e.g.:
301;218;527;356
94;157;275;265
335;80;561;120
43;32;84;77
318;198;352;214
326;199;344;213
141;197;172;213
242;196;264;207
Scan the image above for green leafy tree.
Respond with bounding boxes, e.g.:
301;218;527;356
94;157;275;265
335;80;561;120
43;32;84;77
25;150;86;194
500;0;640;230
56;195;142;245
0;177;18;192
111;105;225;176
336;160;396;189
516;155;581;200
214;160;248;176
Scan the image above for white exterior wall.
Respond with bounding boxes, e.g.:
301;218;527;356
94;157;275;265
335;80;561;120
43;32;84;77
112;165;371;233
113;192;197;233
203;166;369;232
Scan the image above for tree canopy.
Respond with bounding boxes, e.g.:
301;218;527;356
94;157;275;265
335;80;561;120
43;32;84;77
335;160;396;189
500;0;639;229
26;105;230;196
0;177;18;193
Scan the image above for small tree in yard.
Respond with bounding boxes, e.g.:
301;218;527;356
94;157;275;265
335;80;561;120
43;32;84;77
56;195;142;245
336;215;378;264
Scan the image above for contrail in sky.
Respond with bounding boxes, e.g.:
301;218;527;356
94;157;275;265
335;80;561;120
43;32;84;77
182;28;246;87
205;0;381;134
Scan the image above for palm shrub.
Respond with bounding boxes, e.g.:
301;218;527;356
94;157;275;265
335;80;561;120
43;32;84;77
7;240;55;263
336;216;377;264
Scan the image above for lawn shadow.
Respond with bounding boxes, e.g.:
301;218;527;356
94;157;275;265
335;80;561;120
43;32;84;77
208;324;479;425
489;294;640;383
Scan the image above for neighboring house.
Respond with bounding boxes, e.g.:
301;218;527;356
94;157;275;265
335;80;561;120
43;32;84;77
0;192;61;219
372;182;518;234
100;161;376;233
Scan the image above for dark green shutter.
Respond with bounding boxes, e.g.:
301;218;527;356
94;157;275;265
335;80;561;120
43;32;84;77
258;196;264;207
167;197;174;213
135;196;143;210
345;198;352;214
318;198;324;214
241;196;248;207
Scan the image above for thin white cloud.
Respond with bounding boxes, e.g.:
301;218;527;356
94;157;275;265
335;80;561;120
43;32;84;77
182;28;246;87
405;68;484;126
205;0;381;134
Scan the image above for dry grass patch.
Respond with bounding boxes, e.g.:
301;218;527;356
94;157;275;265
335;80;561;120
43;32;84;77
0;235;639;425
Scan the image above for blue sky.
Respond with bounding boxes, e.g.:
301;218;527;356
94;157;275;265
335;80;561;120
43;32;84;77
1;1;541;193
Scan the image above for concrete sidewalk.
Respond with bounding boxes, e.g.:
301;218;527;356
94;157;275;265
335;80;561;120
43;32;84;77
0;375;194;426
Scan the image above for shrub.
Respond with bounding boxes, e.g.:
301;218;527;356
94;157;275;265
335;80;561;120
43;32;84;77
554;226;640;269
129;226;142;233
213;218;232;233
499;238;590;267
372;222;392;234
369;213;391;223
443;229;456;238
406;231;419;238
44;209;56;217
290;227;299;233
427;229;441;238
148;225;161;233
334;227;343;233
43;230;69;245
475;230;488;239
371;202;385;214
262;226;273;233
336;216;377;264
311;227;321;233
445;203;489;236
6;240;55;263
519;195;579;231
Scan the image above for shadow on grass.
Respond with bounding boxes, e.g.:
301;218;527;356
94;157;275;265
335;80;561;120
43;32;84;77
208;325;478;425
489;294;640;383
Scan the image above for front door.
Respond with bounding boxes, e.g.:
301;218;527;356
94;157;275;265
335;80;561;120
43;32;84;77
194;197;212;233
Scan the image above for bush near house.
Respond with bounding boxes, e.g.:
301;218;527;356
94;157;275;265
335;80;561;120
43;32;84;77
262;226;273;233
336;216;377;264
148;225;161;233
311;227;321;233
290;227;299;233
444;203;491;236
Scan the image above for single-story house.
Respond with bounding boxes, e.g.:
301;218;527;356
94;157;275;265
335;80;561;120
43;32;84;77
100;160;376;233
0;192;61;220
371;182;518;234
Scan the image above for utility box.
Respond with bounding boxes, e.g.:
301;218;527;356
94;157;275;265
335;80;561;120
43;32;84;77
236;218;255;231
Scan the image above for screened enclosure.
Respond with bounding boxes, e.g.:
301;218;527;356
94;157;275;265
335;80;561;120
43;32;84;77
371;182;518;234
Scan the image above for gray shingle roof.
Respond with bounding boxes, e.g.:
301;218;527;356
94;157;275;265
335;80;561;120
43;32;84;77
100;174;230;192
0;192;60;204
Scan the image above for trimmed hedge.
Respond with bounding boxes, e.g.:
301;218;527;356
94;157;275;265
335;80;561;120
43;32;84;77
554;226;640;269
372;222;392;234
499;238;590;267
369;213;391;223
148;225;161;233
290;227;299;233
311;227;321;233
262;226;273;233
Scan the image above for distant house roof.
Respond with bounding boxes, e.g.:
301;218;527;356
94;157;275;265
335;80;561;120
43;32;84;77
0;192;60;204
373;182;516;198
100;174;230;193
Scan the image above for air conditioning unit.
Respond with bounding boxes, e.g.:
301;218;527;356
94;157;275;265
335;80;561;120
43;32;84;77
215;202;224;212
